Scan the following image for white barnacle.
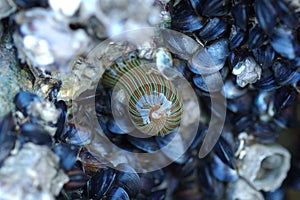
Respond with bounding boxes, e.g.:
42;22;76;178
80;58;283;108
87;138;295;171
238;143;291;192
232;57;262;87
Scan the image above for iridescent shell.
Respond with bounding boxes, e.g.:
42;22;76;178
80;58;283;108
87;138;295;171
102;57;183;136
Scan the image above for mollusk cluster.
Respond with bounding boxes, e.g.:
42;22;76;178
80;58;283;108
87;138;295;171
0;0;299;200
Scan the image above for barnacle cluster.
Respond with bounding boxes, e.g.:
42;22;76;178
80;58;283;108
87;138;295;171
0;0;300;199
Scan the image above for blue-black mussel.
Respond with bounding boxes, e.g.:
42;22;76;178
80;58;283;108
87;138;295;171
171;0;206;32
14;91;43;116
19;122;53;147
84;163;140;200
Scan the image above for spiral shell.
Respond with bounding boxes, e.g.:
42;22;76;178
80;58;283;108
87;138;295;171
102;57;183;136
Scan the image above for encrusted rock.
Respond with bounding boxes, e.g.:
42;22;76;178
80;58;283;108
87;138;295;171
0;24;33;119
0;143;69;200
13;8;89;72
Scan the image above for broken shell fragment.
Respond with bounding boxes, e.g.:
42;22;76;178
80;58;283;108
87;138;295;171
237;143;291;192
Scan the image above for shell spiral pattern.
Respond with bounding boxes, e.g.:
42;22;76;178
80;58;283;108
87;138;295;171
102;58;183;136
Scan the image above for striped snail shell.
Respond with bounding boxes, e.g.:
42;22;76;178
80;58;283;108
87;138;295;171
102;57;183;136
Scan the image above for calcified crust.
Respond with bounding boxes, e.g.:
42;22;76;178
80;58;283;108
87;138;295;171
102;58;183;136
237;143;291;192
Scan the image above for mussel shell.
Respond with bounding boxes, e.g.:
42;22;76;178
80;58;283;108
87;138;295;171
107;187;130;200
193;73;224;92
189;38;228;75
19;123;53;146
201;0;231;17
139;173;155;195
176;156;199;177
107;119;127;135
264;187;286;200
254;0;277;32
213;136;235;169
64;169;89;190
79;148;113;173
250;122;279;144
126;135;160;153
221;78;247;99
198;161;225;199
54;100;67;139
274;87;297;112
232;115;254;134
87;168;116;199
231;2;248;31
254;91;275;121
155;131;187;163
252;45;275;69
226;92;253;114
229;25;245;50
115;163;141;198
210;154;238;182
189;0;204;16
272;59;300;86
149;169;165;187
188;123;207;150
228;50;248;70
148;189;166;200
270;26;298;59
159;29;200;61
171;0;206;32
275;0;298;29
13;91;43;116
198;17;227;42
61;124;93;146
248;24;266;50
253;69;280;91
53;143;78;171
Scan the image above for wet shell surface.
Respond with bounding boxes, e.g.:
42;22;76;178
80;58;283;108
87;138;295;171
102;58;183;136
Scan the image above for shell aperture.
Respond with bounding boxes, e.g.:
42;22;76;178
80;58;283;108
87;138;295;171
102;57;183;136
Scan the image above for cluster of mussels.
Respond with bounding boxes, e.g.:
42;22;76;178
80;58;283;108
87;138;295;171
0;0;300;200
